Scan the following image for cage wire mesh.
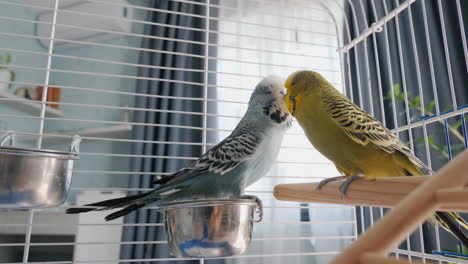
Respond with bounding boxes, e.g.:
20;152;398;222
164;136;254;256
0;0;466;263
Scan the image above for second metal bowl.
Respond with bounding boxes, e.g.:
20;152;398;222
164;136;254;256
0;132;80;208
160;198;259;258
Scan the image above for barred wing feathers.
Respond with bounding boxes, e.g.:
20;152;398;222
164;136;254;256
322;93;432;172
155;131;260;186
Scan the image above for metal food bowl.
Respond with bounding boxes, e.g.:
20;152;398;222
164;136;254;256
0;132;80;208
160;198;260;258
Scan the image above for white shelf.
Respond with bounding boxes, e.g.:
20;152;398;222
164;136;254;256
0;91;64;117
23;125;132;144
56;124;132;139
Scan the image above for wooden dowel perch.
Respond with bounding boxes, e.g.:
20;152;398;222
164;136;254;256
275;176;424;208
274;176;468;212
273;149;468;264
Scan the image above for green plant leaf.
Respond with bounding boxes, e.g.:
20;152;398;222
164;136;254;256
9;70;15;83
409;96;420;108
462;244;468;254
425;100;435;114
442;242;468;262
393;83;400;96
418;135;434;144
5;53;12;64
453;120;463;130
428;136;435;144
395;93;403;102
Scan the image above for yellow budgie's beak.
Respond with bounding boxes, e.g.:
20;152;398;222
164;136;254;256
284;74;297;115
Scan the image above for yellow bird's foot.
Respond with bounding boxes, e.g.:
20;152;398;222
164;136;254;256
339;173;364;199
315;176;347;192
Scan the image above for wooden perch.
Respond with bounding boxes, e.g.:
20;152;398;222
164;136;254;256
274;175;468;212
273;149;468;264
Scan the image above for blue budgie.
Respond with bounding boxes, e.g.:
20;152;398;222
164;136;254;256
66;76;292;221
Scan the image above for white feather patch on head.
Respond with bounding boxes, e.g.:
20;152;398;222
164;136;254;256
260;75;284;92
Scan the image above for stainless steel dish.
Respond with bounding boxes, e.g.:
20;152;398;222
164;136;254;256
160;198;259;258
0;132;80;208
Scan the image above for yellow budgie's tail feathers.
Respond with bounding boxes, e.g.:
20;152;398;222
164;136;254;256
435;211;468;248
447;212;468;230
393;150;434;177
399;149;435;175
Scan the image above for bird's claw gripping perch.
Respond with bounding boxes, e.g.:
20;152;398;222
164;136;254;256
243;195;263;223
315;174;364;199
315;176;347;192
339;174;364;200
254;199;263;223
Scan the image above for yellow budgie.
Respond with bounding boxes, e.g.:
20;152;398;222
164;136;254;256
284;70;468;247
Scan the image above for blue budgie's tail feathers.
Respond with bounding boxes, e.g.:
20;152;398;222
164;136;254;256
66;191;161;221
65;192;150;214
104;199;157;221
